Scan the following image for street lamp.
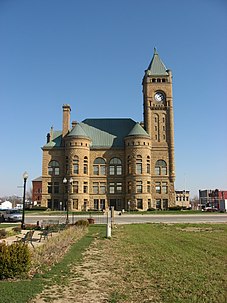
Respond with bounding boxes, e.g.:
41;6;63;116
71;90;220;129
21;171;28;229
63;177;73;224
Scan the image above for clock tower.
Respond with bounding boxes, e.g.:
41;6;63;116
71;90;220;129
143;48;175;206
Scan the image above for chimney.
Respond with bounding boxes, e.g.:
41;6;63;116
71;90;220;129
62;104;71;137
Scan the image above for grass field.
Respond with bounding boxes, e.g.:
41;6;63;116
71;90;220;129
1;223;227;303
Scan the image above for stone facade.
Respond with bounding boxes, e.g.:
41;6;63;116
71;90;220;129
41;49;176;211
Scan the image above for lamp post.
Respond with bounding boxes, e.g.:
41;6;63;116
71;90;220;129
21;171;28;229
63;177;73;224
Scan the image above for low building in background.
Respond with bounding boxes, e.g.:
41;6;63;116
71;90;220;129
0;201;12;209
175;190;190;208
32;176;42;206
199;189;227;210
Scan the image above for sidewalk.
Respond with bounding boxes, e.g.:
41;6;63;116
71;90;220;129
1;230;49;247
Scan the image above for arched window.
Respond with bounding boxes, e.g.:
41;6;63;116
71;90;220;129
109;158;122;175
155;160;167;175
147;156;150;174
84;156;88;174
48;160;60;176
136;155;142;174
73;156;79;174
93;157;106;175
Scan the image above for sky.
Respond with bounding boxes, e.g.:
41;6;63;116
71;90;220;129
0;0;226;198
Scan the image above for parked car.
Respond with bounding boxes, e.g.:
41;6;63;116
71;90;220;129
1;209;22;222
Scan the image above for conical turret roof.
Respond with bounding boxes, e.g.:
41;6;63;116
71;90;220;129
146;48;168;76
68;123;90;138
127;123;150;137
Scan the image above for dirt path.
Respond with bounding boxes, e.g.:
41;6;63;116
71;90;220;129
30;236;115;303
30;226;160;303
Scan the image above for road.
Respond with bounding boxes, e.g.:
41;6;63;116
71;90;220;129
23;213;227;225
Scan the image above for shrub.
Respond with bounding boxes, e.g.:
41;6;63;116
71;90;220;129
75;219;89;227
0;242;31;279
0;229;7;239
27;206;48;211
147;208;156;211
168;206;182;211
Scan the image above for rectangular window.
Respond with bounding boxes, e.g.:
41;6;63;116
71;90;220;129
84;165;88;174
73;181;79;193
155;167;160;175
83;182;88;193
136;181;142;193
155;182;161;194
48;167;53;175
162;167;167;175
156;199;161;209
137;199;143;209
162;182;168;194
148;199;151;209
136;163;142;174
147;164;150;174
93;165;99;175
83;199;88;211
100;182;106;194
109;166;115;175
48;182;52;194
100;199;105;209
109;182;115;194
55;168;60;175
100;165;106;175
94;199;99;210
93;182;99;194
73;199;78;210
116;182;122;193
163;199;168;210
74;164;79;174
116;166;122;175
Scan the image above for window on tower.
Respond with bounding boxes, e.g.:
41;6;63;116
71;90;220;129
136;155;142;174
73;156;79;174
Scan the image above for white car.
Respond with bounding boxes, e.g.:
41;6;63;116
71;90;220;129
1;209;22;222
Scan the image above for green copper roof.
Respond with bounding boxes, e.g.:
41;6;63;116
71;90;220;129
43;131;62;148
43;119;150;149
127;123;150;137
81;119;136;147
146;48;168;76
68;123;90;138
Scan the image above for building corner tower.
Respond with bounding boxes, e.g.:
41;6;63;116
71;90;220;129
143;48;175;207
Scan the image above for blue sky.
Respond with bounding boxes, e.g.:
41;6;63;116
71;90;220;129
0;0;226;198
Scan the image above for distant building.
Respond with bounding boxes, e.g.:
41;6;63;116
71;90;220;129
199;189;227;209
40;49;176;211
32;176;42;206
175;190;190;208
0;201;12;209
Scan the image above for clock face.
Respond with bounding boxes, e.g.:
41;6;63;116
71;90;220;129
154;92;164;102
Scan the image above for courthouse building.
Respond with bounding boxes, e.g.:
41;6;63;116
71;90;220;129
41;49;176;211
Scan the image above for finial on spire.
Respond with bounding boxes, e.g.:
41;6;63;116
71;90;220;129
154;47;157;54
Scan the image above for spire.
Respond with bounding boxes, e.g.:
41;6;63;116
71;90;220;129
146;48;168;76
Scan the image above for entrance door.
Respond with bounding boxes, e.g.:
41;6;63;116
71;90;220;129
110;199;122;211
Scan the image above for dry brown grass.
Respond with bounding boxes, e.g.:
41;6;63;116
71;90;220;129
29;226;88;277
